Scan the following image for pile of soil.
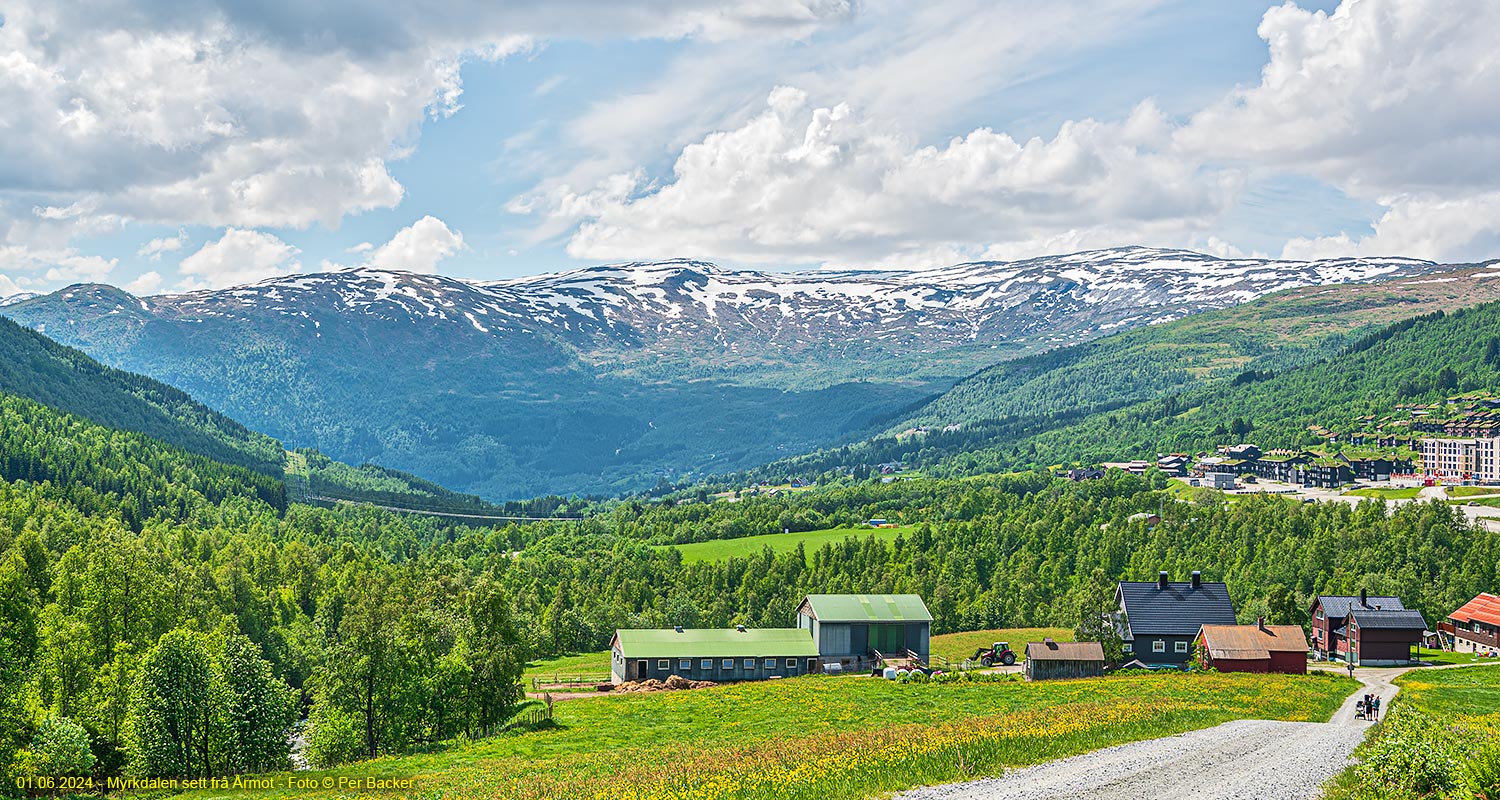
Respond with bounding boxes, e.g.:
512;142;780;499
612;675;717;693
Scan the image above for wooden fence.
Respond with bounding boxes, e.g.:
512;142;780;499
531;673;612;691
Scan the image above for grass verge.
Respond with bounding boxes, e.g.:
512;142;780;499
1322;665;1500;800
175;671;1355;800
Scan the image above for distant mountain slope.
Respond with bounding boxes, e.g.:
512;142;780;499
3;247;1461;498
745;267;1500;480
0;314;285;474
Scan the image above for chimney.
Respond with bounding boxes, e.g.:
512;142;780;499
735;624;747;633
674;625;683;633
1360;588;1368;607
1158;571;1169;590
1257;616;1266;632
1191;571;1202;589
1044;638;1058;649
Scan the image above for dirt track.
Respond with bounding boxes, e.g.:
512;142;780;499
897;668;1411;800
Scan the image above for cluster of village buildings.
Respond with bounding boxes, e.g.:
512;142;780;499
609;585;1500;684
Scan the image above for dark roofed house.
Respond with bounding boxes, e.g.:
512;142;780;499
1310;591;1405;661
1116;571;1237;667
1025;639;1105;681
1197;620;1308;673
1346;608;1426;665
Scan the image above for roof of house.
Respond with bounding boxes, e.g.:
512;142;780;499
797;594;933;623
1449;593;1500;628
1315;595;1407;618
1349;608;1428;630
1198;624;1308;660
1025;640;1105;662
1117;580;1237;636
612;628;819;658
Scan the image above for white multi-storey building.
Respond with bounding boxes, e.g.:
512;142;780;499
1421;437;1500;481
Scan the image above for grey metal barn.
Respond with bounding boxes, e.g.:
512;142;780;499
796;594;932;671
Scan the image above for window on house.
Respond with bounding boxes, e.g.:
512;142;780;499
785;658;797;669
1152;640;1166;653
1175;641;1189;653
657;659;670;670
1122;643;1133;653
679;659;691;671
721;658;734;669
744;658;755;669
765;657;777;668
700;659;713;670
1316;610;1324;620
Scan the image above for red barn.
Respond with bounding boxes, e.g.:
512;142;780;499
1197;620;1308;674
1345;608;1426;665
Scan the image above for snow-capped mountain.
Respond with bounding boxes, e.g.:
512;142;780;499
0;292;37;308
56;247;1445;368
0;246;1462;500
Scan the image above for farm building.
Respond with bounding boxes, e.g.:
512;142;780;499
1310;591;1406;661
1446;593;1500;654
1196;620;1308;674
1116;571;1237;667
796;593;932;671
1345;608;1427;665
609;626;819;684
1024;639;1105;680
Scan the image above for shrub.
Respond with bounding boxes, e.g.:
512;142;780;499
1350;706;1458;796
1465;741;1500;800
26;716;95;776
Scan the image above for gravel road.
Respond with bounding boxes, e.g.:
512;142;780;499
897;669;1407;800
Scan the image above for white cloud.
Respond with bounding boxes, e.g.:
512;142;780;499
178;229;301;290
0;274;25;297
366;216;467;273
535;88;1236;266
137;231;189;261
1182;0;1500;263
0;0;848;252
125;271;164;295
0;245;118;288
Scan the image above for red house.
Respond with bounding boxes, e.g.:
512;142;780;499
1448;593;1500;655
1197;620;1308;674
1310;591;1405;661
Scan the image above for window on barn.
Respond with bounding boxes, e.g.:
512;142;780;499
679;659;691;671
786;658;797;670
1175;641;1189;653
657;659;670;670
743;658;755;669
1153;640;1166;653
721;658;734;669
700;659;713;670
764;658;776;668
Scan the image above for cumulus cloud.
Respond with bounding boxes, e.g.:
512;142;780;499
0;245;118;289
137;231;189;261
1181;0;1500;262
0;0;848;249
125;271;164;295
178;229;301;290
366;216;467;273
531;88;1236;266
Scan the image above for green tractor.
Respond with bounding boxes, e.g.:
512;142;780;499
973;641;1017;667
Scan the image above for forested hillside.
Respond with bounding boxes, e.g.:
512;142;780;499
0;317;284;474
1;388;1497;789
751;285;1500;481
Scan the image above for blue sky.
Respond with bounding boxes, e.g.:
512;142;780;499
1;0;1495;296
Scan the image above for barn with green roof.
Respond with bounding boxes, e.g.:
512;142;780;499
796;593;932;671
610;626;820;683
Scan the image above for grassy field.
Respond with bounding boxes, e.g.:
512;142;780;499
662;526;914;564
1413;646;1494;666
525;651;611;683
1324;665;1500;800
178;671;1356;800
1444;485;1500;498
929;627;1074;664
1345;486;1421;499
